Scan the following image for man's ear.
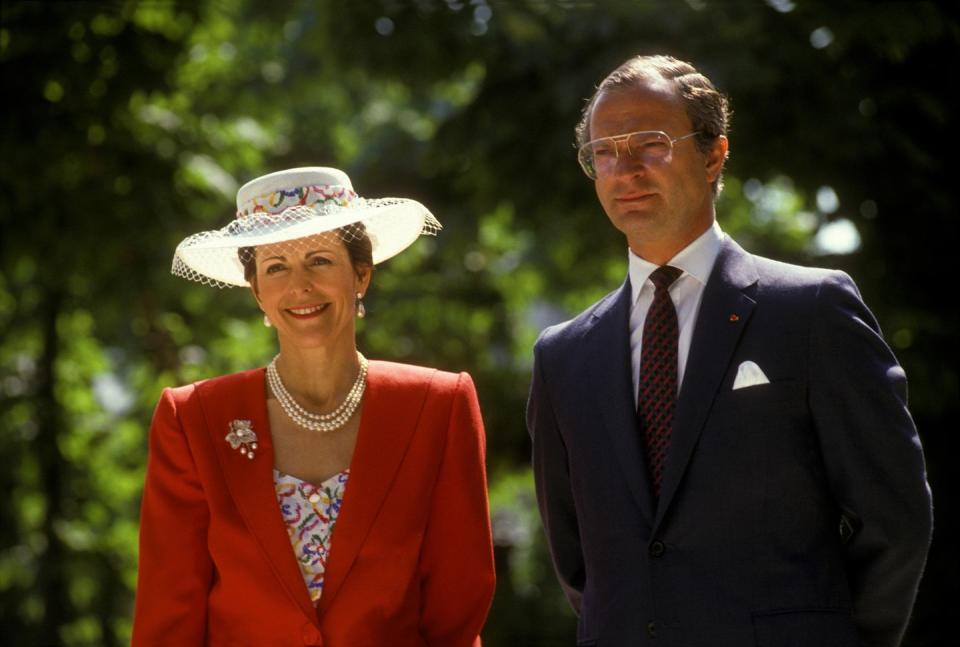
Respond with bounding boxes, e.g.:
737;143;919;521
705;135;729;184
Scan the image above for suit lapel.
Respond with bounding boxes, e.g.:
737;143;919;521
196;369;318;622
655;237;758;527
586;279;657;523
317;361;431;615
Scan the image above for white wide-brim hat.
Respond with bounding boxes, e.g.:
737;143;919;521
172;167;441;287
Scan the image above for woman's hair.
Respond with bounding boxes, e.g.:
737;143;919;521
239;223;374;289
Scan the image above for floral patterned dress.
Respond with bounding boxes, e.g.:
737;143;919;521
273;468;349;605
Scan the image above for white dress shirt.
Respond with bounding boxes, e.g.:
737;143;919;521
629;221;724;407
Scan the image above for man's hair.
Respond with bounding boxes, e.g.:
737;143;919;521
575;54;731;195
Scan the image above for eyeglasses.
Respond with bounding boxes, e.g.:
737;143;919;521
577;130;700;180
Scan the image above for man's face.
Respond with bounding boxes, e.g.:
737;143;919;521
589;78;726;263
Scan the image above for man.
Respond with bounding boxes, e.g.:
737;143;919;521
527;54;932;647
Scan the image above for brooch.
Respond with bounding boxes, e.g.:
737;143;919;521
226;420;259;460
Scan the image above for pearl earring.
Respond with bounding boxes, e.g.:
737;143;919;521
263;315;272;328
356;293;366;319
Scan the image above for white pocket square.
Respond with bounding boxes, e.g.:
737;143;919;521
732;360;770;390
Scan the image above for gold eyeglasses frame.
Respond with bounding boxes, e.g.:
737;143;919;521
577;130;700;180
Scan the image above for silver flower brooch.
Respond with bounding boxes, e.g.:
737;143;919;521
226;419;259;459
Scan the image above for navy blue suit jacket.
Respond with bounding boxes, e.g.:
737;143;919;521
527;235;932;647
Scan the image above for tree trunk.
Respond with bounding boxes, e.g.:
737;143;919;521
35;287;71;645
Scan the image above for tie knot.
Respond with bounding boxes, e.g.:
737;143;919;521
649;265;682;291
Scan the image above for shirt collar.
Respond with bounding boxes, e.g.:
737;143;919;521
628;220;724;305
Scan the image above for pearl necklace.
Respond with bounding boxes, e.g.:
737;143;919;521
266;352;368;432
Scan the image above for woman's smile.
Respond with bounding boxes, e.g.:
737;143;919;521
285;303;329;319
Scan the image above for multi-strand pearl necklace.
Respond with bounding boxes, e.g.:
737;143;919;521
266;352;368;432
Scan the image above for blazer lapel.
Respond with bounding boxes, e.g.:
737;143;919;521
655;237;758;527
196;369;319;622
317;361;431;615
585;279;657;523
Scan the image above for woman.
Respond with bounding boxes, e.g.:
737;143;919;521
133;167;495;646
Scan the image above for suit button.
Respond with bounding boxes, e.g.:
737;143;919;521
649;540;665;557
647;621;657;638
301;623;323;646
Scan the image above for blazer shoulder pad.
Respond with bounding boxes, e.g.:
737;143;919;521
158;368;263;408
367;359;472;394
535;286;622;351
750;254;850;294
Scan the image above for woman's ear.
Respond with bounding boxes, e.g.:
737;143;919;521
355;264;373;296
249;282;263;310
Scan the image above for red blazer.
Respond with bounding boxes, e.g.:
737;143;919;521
133;360;495;646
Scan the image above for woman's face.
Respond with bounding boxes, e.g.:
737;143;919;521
252;233;371;350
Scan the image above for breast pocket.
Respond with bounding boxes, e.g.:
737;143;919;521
700;379;815;487
710;379;807;430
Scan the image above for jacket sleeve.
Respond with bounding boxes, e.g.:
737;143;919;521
808;271;932;647
527;338;585;614
418;372;496;647
132;387;212;645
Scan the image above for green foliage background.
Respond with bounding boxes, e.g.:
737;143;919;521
1;1;956;644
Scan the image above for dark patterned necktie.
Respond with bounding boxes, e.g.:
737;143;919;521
638;265;682;497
